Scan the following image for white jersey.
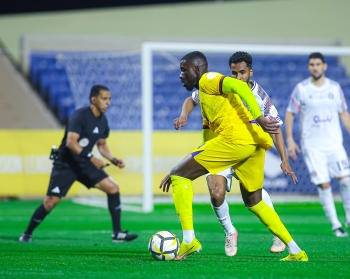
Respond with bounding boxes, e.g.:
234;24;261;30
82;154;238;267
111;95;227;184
286;77;347;151
191;80;283;125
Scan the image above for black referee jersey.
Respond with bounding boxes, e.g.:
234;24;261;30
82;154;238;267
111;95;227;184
55;107;110;167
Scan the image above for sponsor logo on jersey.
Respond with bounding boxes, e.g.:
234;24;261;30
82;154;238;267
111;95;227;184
328;93;334;99
52;186;60;193
79;138;89;147
93;127;99;134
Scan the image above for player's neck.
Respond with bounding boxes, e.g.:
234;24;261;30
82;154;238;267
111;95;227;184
90;105;102;117
311;75;325;87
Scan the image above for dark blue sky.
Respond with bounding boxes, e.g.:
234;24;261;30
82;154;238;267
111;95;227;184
0;0;208;15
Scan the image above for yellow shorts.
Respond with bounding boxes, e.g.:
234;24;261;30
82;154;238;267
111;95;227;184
191;136;265;192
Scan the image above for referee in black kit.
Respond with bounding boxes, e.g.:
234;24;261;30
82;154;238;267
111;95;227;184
19;85;138;243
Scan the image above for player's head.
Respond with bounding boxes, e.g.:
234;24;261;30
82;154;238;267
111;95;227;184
308;52;327;81
228;51;253;83
179;51;208;91
90;85;111;114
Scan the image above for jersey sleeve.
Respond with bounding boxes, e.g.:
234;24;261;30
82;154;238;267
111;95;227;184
102;125;110;139
192;90;200;106
222;76;262;119
337;85;348;113
258;86;283;125
67;110;84;135
286;85;301;114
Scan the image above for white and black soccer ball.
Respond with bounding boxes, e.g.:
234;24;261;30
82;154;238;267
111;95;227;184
148;231;180;261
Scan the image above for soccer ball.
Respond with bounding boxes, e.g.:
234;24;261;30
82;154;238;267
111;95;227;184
148;231;180;261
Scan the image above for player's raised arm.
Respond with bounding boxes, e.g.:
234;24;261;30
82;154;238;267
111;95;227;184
174;96;196;130
222;77;279;133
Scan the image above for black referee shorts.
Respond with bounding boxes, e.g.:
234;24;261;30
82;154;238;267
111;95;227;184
47;161;108;197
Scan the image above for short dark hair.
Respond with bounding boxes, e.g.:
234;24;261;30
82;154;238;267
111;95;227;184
228;51;253;68
308;52;325;63
90;85;109;103
181;51;208;65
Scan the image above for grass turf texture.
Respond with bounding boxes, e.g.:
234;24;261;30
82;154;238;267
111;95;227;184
0;200;349;279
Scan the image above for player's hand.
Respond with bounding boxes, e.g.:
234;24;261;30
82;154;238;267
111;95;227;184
287;140;301;160
110;157;125;168
256;116;280;134
91;157;106;170
280;160;298;184
173;115;188;130
160;174;172;192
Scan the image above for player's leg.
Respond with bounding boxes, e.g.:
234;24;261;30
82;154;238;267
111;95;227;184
235;146;307;261
304;147;344;235
169;154;207;256
329;145;350;235
82;167;138;242
338;175;350;229
261;189;286;253
19;164;75;242
206;170;238;256
171;138;257;258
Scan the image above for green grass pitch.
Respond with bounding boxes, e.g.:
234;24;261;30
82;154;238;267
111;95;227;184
1;199;350;279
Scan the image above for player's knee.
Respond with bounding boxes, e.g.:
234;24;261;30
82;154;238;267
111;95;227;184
318;183;331;190
210;189;225;207
43;196;60;211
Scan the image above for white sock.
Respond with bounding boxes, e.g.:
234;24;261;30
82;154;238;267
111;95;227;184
318;187;342;230
339;176;350;224
183;230;195;244
212;200;236;235
286;240;302;254
262;189;274;209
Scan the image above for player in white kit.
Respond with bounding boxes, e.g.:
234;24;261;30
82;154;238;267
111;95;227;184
285;52;350;237
174;52;297;255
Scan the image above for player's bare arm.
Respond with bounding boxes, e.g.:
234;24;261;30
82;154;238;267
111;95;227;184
284;111;301;160
66;131;106;169
222;77;279;133
270;128;298;184
97;138;125;168
174;97;196;130
339;110;350;134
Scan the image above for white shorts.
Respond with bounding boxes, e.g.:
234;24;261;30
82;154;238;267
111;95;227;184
206;167;235;192
303;145;350;185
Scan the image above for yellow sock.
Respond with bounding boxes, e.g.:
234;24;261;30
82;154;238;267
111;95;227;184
171;175;194;230
248;200;293;244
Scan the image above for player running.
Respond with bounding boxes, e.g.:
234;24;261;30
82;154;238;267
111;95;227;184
173;51;296;256
160;51;308;261
285;52;350;237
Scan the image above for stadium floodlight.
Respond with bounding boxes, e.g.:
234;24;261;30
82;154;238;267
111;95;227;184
141;41;350;213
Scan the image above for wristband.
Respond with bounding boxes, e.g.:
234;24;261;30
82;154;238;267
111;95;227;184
110;157;118;163
79;149;93;160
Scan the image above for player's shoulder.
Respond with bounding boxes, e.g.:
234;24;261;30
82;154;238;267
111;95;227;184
298;77;311;87
69;107;89;119
202;72;224;80
326;77;341;87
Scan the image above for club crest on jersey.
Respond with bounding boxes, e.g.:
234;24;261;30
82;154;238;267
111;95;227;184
328;93;334;99
79;138;89;147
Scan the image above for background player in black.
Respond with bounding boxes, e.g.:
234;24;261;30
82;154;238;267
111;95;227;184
19;85;138;243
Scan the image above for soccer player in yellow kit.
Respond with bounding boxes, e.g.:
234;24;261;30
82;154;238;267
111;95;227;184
160;51;308;261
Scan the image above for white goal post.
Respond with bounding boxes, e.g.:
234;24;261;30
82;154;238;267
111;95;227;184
141;42;350;213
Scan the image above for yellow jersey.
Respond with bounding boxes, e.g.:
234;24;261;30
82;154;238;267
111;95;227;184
199;72;272;150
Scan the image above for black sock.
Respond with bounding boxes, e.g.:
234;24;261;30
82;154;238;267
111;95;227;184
24;204;49;235
107;192;121;233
